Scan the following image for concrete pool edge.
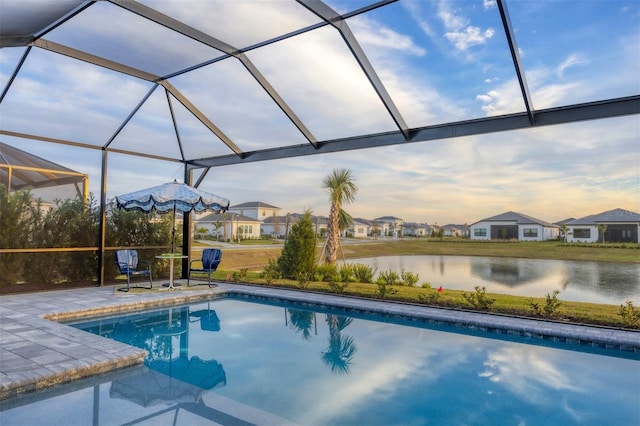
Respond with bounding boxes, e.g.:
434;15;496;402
1;283;638;401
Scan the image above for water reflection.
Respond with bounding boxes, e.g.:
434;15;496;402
358;255;640;304
322;315;357;375
3;299;638;426
79;306;227;407
470;257;548;287
286;309;358;375
286;308;316;340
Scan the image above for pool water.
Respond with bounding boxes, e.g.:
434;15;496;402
2;296;639;426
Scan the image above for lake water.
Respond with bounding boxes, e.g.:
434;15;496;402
355;255;640;305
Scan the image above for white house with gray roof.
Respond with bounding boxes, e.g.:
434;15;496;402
566;208;640;243
227;201;281;220
261;213;328;239
196;212;261;240
374;216;403;238
402;222;431;237
470;211;558;241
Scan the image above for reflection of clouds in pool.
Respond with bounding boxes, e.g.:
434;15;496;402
298;328;479;424
480;345;581;406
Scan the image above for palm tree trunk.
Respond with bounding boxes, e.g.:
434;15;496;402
325;202;340;264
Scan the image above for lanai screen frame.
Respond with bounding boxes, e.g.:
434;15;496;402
0;0;638;286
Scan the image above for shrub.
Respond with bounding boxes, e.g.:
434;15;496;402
296;272;310;289
261;258;280;284
314;263;339;282
401;270;419;286
529;290;562;318
0;187;33;285
418;289;440;303
619;300;640;328
375;281;397;299
27;197;101;285
463;286;495;311
352;263;375;283
277;211;315;279
328;280;350;294
338;264;357;282
377;269;400;286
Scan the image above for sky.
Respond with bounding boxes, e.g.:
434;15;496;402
1;0;639;225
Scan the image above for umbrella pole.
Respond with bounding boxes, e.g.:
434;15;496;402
172;205;176;254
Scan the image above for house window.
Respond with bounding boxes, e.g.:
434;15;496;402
238;225;253;235
474;228;487;237
573;228;590;238
523;228;538;237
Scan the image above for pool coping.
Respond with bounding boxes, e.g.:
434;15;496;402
1;283;639;401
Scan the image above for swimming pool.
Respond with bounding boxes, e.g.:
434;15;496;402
1;294;638;426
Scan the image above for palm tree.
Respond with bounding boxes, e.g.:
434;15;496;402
323;168;357;265
559;224;568;243
213;220;222;241
222;212;227;241
597;224;608;244
338;208;354;237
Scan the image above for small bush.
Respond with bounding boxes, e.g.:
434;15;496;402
375;281;397;299
377;269;400;286
314;264;339;282
296;272;310;289
352;263;375;283
418;289;440;303
529;290;562;318
463;286;495;311
328;280;350;294
401;270;419;286
339;264;357;282
261;258;280;284
619;300;640;328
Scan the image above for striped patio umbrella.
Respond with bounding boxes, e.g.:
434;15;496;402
115;180;229;253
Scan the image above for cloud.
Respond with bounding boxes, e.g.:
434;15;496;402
1;1;637;228
445;26;496;51
351;17;426;57
437;2;495;51
556;53;588;78
484;0;497;9
476;82;524;115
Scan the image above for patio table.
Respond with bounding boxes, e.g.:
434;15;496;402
156;253;188;290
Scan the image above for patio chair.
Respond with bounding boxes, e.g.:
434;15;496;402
115;249;153;292
187;248;222;287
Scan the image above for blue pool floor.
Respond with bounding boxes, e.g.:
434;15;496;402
1;282;639;421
